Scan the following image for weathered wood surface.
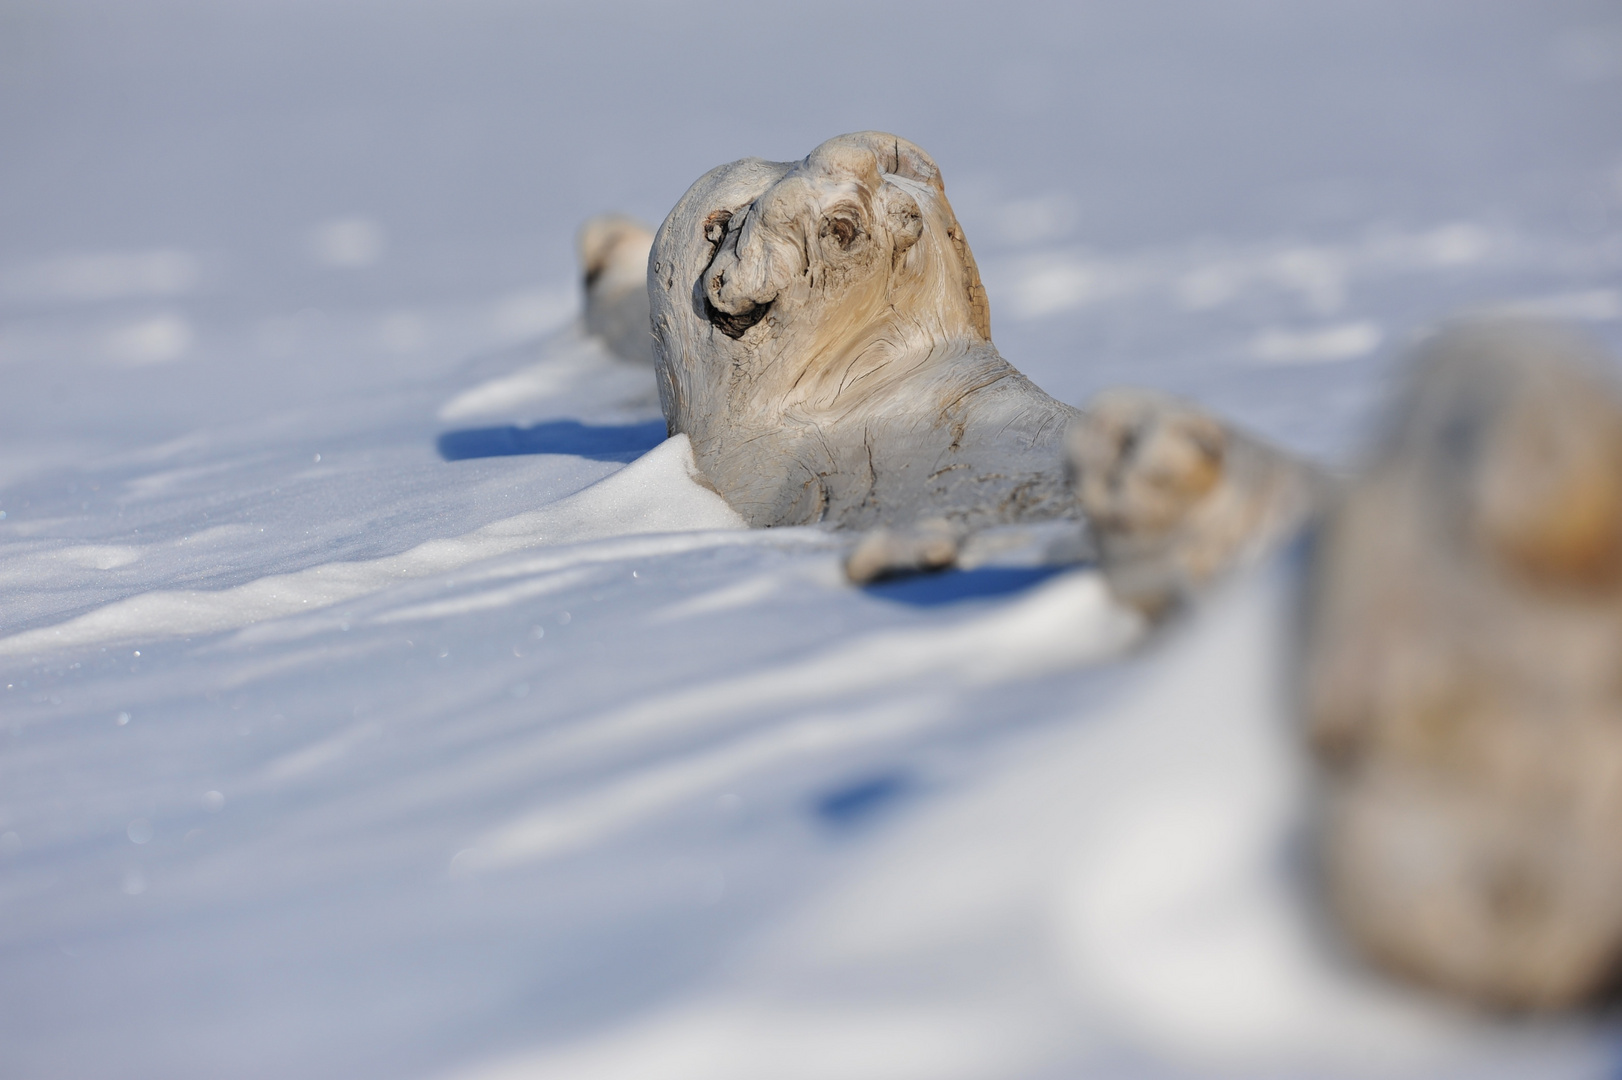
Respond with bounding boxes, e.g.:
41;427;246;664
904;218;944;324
1069;388;1324;615
648;132;1078;533
1304;319;1622;1009
579;214;656;365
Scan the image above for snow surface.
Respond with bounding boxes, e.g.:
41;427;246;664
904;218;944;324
3;2;1622;1077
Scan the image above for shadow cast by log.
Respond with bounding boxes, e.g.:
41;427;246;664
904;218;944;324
861;565;1071;607
436;419;668;463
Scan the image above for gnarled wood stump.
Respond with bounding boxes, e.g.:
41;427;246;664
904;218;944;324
1305;319;1622;1010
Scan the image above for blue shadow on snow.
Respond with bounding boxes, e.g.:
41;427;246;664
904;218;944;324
861;565;1069;608
813;771;913;829
437;419;668;462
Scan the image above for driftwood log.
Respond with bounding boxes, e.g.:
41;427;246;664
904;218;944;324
1304;319;1622;1010
578;214;656;365
648;132;1078;543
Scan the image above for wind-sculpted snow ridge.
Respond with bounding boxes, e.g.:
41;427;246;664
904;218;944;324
0;435;744;656
454;571;1144;870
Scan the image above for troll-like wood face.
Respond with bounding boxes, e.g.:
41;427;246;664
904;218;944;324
652;132;993;438
699;139;963;346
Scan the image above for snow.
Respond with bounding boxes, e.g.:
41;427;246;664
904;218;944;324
2;2;1621;1077
458;564;1600;1080
0;434;744;656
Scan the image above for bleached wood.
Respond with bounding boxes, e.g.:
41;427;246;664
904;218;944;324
648;132;1077;534
579;214;655;365
1305;319;1622;1009
1068;388;1325;616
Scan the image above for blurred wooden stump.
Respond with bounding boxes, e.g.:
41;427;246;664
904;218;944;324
1305;319;1622;1010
